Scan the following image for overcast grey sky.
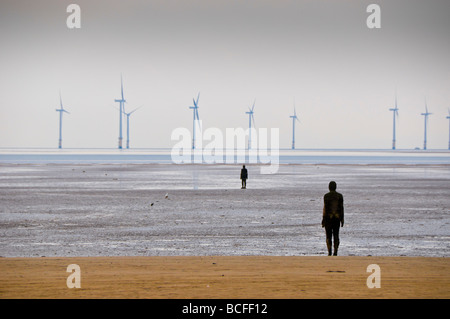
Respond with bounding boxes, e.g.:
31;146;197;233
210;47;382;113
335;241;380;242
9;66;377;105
0;0;449;149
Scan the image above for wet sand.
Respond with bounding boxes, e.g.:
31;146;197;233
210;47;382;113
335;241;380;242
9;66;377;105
0;163;449;257
0;256;448;299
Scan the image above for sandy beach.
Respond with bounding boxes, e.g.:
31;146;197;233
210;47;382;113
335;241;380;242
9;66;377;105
0;162;449;299
1;256;449;299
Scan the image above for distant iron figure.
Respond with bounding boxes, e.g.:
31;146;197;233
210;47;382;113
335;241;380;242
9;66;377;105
246;100;256;150
421;99;432;150
240;165;248;189
189;93;201;150
389;92;399;150
55;91;70;149
115;75;126;149
289;99;300;150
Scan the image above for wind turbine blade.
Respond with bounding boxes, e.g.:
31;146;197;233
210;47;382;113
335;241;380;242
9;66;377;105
251;100;255;112
130;105;143;114
293;97;297;115
63;110;70;114
192;93;200;107
59;91;63;109
395;91;398;109
121;74;124;100
292;100;300;122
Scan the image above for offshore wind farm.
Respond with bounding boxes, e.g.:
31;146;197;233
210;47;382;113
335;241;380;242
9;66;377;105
421;100;433;151
55;91;70;149
123;105;142;149
114;75;127;150
389;93;399;150
245;100;256;150
189;93;201;150
48;79;449;154
290;100;300;150
0;1;449;154
447;109;450;150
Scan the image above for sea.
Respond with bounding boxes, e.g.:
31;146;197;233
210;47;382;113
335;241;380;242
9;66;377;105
0;148;449;165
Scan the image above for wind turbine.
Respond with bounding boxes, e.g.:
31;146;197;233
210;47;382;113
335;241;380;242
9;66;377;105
189;93;200;149
123;105;142;149
289;100;300;150
246;100;256;150
55;91;70;149
115;75;126;149
446;109;450;150
421;99;432;150
389;92;399;150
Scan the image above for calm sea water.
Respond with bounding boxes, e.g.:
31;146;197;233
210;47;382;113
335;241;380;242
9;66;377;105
0;148;449;165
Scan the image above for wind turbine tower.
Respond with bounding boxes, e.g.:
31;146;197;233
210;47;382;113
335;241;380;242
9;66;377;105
189;93;200;149
389;93;399;150
115;75;126;149
123;106;141;149
421;99;432;150
446;109;450;150
246;100;256;150
55;91;70;149
289;101;300;150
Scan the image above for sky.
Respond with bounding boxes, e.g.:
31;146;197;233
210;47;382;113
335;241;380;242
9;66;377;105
0;0;449;150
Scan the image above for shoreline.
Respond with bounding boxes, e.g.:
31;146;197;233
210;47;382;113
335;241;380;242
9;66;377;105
1;256;448;299
1;148;449;166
